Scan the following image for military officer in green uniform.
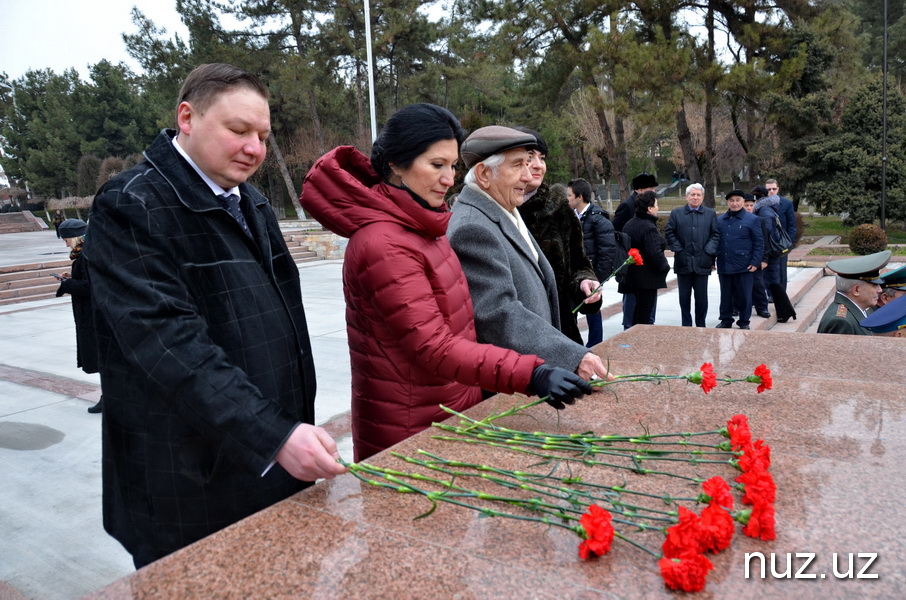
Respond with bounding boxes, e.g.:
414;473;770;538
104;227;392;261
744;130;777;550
817;250;891;335
878;264;906;307
861;294;906;337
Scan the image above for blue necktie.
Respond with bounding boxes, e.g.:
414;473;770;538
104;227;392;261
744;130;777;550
221;193;250;235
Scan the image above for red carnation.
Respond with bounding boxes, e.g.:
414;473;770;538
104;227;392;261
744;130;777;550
687;363;717;394
659;553;714;593
737;469;776;505
699;504;735;552
742;499;776;541
738;439;771;473
726;414;752;451
578;504;615;560
748;364;773;393
701;476;734;509
628;248;644;266
662;506;705;558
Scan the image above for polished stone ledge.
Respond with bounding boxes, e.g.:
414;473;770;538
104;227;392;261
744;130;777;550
85;326;906;599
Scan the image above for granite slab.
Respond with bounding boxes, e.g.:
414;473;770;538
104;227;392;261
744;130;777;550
85;326;906;599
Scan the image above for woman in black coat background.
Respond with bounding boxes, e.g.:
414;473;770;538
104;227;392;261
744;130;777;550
618;191;670;327
55;218;102;413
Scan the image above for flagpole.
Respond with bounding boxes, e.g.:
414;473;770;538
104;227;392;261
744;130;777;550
364;0;378;141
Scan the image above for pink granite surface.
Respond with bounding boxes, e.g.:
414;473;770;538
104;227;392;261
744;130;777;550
85;326;906;598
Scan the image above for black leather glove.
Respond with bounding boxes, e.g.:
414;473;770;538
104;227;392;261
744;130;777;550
529;364;594;410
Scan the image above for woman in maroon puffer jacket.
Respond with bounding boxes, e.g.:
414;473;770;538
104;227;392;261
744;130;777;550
301;104;592;460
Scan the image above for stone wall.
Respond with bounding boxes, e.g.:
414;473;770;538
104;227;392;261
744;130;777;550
289;229;346;260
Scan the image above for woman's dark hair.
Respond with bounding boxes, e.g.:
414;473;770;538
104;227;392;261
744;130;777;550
634;190;658;217
370;103;465;180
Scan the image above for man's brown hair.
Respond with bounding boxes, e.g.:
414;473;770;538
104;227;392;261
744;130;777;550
175;63;269;123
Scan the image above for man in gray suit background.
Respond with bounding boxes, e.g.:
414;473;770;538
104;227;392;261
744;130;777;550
448;126;612;382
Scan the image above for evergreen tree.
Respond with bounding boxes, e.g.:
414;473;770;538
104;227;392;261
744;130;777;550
804;78;906;225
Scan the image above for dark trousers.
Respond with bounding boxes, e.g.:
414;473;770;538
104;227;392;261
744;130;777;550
779;254;789;289
752;267;768;313
719;272;754;327
632;289;658;327
585;310;603;347
753;260;782;312
677;273;710;327
622;292;657;329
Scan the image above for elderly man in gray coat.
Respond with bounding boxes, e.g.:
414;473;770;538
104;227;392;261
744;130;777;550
665;183;721;327
448;126;612;382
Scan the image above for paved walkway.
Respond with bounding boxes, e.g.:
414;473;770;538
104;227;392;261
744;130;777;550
0;229;846;599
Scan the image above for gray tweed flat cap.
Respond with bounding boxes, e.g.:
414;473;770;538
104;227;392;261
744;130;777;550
460;126;538;169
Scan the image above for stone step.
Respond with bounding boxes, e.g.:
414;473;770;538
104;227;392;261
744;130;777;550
771;276;837;334
0;281;59;303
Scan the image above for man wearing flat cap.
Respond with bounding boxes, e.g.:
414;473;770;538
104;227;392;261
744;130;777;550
861;294;906;337
715;190;763;330
817;250;891;335
448;126;612;382
877;264;906;308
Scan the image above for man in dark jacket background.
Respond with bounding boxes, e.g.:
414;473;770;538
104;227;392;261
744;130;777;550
85;63;346;569
665;183;720;327
568;177;616;346
613;172;659;329
765;179;797;290
715;190;764;330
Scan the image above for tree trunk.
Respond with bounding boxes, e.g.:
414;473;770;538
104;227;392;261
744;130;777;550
675;103;702;186
269;132;306;220
307;87;326;156
702;4;717;208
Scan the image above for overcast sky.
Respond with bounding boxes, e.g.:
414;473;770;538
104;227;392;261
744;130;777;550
2;0;189;80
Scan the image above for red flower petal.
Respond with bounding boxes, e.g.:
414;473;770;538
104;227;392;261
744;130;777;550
726;414;752;451
577;504;615;559
702;476;734;509
662;506;705;558
742;499;776;541
738;439;771;473
699;504;735;552
628;248;644;266
659;553;714;592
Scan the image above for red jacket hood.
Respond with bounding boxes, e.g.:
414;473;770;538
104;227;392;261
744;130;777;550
300;146;450;239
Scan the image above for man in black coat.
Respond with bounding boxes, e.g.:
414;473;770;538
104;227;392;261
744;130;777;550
665;183;720;327
613;173;659;329
568;177;616;346
85;64;346;569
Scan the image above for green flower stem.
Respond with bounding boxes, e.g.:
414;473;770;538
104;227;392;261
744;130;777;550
395;452;678;522
440;404;723;444
344;458;662;531
434;422;734;467
615;531;661;558
429;434;703;482
416;450;698;505
572;255;636;314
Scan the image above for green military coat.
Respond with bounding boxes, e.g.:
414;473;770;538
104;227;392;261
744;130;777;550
817;293;874;335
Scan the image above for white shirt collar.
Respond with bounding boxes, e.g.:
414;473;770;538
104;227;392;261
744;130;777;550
172;135;239;198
